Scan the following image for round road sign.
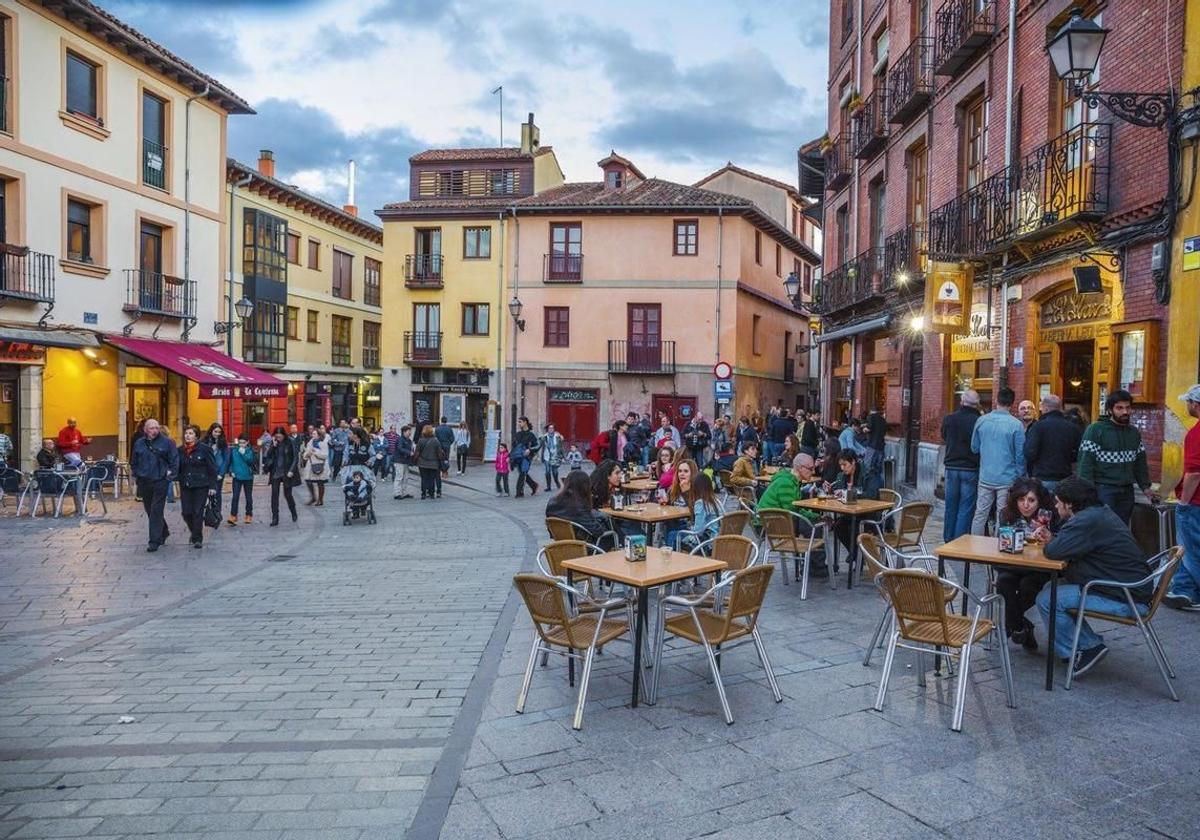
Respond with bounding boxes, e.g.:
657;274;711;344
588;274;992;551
713;361;733;380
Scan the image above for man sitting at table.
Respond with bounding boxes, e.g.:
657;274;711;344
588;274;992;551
728;441;759;494
758;452;828;577
35;438;57;469
1035;476;1154;678
826;449;881;553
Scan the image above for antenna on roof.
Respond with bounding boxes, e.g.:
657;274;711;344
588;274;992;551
491;85;503;146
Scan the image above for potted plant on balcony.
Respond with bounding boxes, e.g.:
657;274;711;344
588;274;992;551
847;92;864;115
818;134;833;153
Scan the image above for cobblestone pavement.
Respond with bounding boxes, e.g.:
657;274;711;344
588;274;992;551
1;470;1198;840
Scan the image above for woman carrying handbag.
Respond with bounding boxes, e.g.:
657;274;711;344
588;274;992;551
177;424;218;549
265;426;299;526
300;428;329;506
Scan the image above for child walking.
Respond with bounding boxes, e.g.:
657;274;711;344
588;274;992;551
228;432;256;524
495;442;511;497
565;444;584;471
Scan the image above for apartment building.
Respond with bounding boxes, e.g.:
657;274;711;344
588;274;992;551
225;153;384;437
0;0;253;469
815;0;1184;497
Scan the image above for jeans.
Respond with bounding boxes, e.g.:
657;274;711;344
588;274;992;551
179;486;208;544
763;441;782;465
1097;484;1135;525
138;478;169;546
457;449;469;473
1037;478;1060;496
1170;504;1200;600
392;463;411;497
943;468;978;543
270;477;296;521
495;472;510;494
641;445;651;468
419;467;438;498
543;464;560;488
230;478;253;516
971;483;1007;536
514;457;538;496
330;448;344;479
1037;583;1148;659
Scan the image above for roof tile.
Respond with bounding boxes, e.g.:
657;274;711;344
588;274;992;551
409;147;531;163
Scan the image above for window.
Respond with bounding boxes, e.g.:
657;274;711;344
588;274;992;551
463;226;492;259
907;140;928;225
841;0;854;43
141;92;166;189
961;94;986;190
362;320;380;369
306;309;319;342
803;263;813;295
307;239;319;269
606;170;623;189
65;51;99;121
673;219;698;256
67;199;92;263
286;306;299;339
332;249;352;299
754;230;762;265
1057;12;1102;135
869;177;886;255
243;301;286;365
286;232;300;264
775;243;782;277
548;223;582;280
462;303;490;336
0;15;11;133
364;257;381;306
140;221;163;276
791;206;798;236
331;315;352;366
835;204;850;265
752;314;762;355
544;306;569;347
242;209;287;283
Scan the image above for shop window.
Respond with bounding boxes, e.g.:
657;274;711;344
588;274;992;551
1112;320;1159;402
867;375;886;413
975;358;994;380
1038;351;1052;376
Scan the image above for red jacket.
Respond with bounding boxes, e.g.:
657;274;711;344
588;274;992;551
588;431;610;465
57;426;90;455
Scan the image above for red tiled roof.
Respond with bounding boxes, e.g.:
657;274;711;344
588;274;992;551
695;162;808;204
39;0;253;115
597;151;647;181
378;196;519;213
227;159;382;243
409;147;532;163
516;179;754;208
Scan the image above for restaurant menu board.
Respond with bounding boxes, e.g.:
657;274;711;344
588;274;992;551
483;429;500;463
441;393;464;424
413;395;433;428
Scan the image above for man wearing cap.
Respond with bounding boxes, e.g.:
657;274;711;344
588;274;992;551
1077;389;1159;524
1165;385;1200;610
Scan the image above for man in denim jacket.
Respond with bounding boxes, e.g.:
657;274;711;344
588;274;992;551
970;387;1025;535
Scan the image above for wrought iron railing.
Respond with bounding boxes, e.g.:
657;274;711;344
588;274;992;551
0;248;55;304
853;91;888;160
607;339;676;374
405;254;443;288
824;136;852;192
544;253;583;282
123;269;195;318
404;331;442;364
887;37;934;124
882;224;928;292
143;138;167;190
933;0;996;76
812;262;859;315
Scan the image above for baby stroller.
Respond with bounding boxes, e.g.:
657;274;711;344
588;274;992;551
342;465;377;525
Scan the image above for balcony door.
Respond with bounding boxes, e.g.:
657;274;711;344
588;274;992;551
142;92;167;189
627;303;661;372
549;223;582;279
413;303;440;357
414;228;441;279
139;221;164;310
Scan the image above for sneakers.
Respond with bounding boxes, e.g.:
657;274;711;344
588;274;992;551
1010;618;1039;652
1071;644;1109;678
244;514;253;524
1163;592;1200;611
227;515;237;526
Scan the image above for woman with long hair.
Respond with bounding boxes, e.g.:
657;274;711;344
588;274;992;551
414;424;443;500
589;459;623;510
777;433;801;466
177;424;217;547
202;422;230;515
652;445;676;488
545;469;611;544
264;425;298;525
996;477;1059;651
300;427;329;506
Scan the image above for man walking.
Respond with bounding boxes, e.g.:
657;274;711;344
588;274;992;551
684;411;712;467
434;416;455;477
392;424;415;500
329;420;349;480
1165;385;1200;610
131;418;178;552
764;409;795;465
941;389;982;542
1023;394;1081;494
865;406;887;480
970;387;1026;535
1077;390;1159;524
800;410;820;451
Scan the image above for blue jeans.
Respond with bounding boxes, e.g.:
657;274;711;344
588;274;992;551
1036;583;1148;659
640;445;651;468
1170;504;1200;600
763;441;782;465
943;468;978;543
1097;483;1135;524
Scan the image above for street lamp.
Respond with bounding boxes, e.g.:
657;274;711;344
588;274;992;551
782;270;800;304
508;295;525;332
214;295;254;335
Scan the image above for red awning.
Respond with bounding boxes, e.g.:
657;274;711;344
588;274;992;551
104;336;288;399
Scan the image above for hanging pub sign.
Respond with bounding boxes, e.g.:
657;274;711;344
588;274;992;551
923;262;973;335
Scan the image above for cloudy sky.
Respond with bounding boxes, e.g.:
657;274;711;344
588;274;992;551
99;0;829;218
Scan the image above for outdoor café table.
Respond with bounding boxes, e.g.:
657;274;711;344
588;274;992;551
620;477;659;494
561;548;726;708
935;534;1067;691
600;503;693;540
793;497;894;588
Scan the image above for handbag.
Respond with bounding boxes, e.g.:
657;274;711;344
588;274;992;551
202;494;221;529
311;460;325;477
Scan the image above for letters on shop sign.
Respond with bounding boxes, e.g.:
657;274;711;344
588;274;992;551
1039;290;1112;328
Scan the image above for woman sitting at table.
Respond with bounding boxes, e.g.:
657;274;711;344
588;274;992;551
774;434;801;467
826;449;882;552
995;477;1061;652
546;470;613;547
656;447;689;493
651;445;675;484
589;459;639;543
669;471;722;552
663;459;705;548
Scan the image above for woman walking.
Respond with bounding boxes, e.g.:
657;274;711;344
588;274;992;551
202;422;230;516
177;425;218;549
228;432;256;524
415;425;443;500
454;422;471;475
540;423;564;489
264;426;298;526
300;427;329;506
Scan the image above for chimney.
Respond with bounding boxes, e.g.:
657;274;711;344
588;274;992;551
343;159;358;217
520;112;540;154
257;149;275;178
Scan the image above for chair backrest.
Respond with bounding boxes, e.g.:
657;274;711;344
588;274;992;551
513;573;582;647
879;488;902;511
541;539;591;577
710;535;757;572
720;565;774;636
1144;546;1184;620
546;517;578;541
87;460;116;482
717;509;750;536
34;469;64;493
0;466;22;493
897;502;932;541
857;532;890;581
876;568;953;644
758;508;794;540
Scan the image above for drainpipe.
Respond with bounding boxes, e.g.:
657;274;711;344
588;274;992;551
183;83;210;344
850;0;864;259
509;207;520;439
998;0;1018;388
496;209;506;432
227;172;253;357
714;206;724;408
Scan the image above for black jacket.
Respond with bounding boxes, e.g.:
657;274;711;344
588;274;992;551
264;438;297;481
941;406;981;470
415;436;444;470
434;424;455;455
513;429;540;462
683;420;711;449
1044;505;1153;601
178;442;219;490
799;419;820;450
545;495;610;543
396;435;415;465
1023;410;1082;481
767;416;796;444
867;412;886;450
131;433;179;482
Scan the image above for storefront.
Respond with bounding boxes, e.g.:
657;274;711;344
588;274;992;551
545;387;599;450
0;339;46;467
412;383;488;455
949;296;997;412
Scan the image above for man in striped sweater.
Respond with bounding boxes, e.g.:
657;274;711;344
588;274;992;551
1077;389;1160;524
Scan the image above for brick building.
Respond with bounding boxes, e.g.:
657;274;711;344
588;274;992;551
813;0;1185;498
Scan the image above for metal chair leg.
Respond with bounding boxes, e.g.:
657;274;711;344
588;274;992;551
573;641;599;730
701;638;734;724
916;648;927;688
952;641;972;732
997;626;1017;709
774;545;788;585
863;607;891;666
1135;618;1178;701
751;627;782;702
648;603;669;704
516;634;541;714
799;550;811;600
1144;621;1176;679
1064;607;1089;691
873;630;899;711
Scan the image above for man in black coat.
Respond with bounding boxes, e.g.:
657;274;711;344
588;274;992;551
434;416;455;477
941;390;982;543
1023;394;1082;494
131;418;179;552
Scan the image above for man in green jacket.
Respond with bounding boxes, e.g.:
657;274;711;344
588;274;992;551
1077;390;1159;524
758;452;827;577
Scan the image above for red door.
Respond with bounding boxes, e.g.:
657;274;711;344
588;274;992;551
651;394;698;429
546;388;599;450
627;303;662;371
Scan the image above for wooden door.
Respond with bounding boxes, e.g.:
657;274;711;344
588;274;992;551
651;394;698;430
627;303;662;371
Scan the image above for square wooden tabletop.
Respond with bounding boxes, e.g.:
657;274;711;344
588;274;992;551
935;534;1067;571
600;505;693;524
562;549;727;588
794;498;894;516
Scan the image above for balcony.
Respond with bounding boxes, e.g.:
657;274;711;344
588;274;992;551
123;269;195;319
607;339;676;375
887;37;933;125
933;0;996;77
143;138;167;190
823;136;852;192
1010;122;1111;244
852;91;888;160
0;247;55;304
405;254;443;288
544;253;583;282
927;170;1013;260
855;247;886;296
403;331;442;365
812;262;861;315
883;224;928;293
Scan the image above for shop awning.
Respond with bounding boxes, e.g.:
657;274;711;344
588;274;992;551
814;314;894;344
104;336;288;398
0;326;100;348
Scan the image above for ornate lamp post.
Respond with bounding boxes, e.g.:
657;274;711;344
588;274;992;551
214;295;255;355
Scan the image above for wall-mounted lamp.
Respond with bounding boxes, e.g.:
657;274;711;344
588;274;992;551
508;295;526;332
214;296;255;334
908;315;925;332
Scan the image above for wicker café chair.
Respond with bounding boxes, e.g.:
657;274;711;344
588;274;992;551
1064;547;1183;700
513;573;630;730
867;502;933;557
716;509;751;537
546;516;581;541
878;487;903;511
675;535;760;607
859;533;956;667
758;508;827;599
648;564;781;722
873;568;1015;732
